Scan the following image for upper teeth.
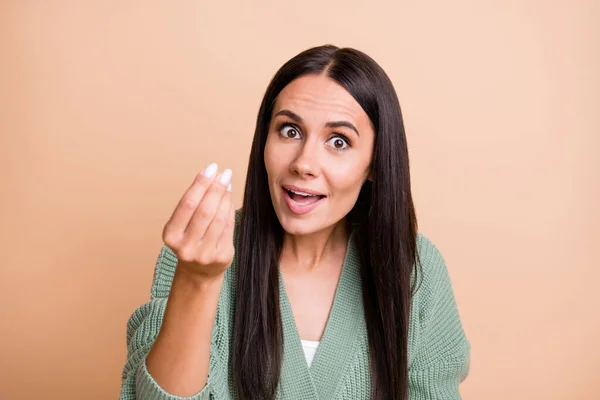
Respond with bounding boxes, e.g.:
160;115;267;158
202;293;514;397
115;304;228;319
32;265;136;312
289;189;316;197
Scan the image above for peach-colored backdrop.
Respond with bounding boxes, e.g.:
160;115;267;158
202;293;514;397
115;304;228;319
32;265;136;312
1;1;598;399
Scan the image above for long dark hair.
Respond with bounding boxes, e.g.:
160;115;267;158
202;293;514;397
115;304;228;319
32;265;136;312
232;44;420;400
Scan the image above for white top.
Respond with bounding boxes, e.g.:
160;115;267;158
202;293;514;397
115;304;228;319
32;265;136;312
300;339;320;367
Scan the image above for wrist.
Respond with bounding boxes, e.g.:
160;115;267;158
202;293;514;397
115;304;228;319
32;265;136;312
173;263;225;292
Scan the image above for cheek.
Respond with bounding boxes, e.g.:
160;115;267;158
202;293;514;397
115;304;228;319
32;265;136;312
263;137;278;175
264;136;294;175
325;161;367;197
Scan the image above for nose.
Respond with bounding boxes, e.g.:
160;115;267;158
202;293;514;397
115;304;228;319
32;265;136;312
290;140;320;178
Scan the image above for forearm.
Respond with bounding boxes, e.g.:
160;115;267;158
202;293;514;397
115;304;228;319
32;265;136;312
145;266;224;397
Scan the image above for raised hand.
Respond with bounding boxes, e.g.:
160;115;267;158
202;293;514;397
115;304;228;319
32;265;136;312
162;162;235;282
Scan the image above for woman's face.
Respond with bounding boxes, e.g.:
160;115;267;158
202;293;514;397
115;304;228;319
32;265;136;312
264;74;375;236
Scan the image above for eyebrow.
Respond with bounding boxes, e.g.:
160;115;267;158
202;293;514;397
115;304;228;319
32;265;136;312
273;109;360;137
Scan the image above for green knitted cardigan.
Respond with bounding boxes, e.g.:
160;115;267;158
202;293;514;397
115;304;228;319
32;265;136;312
119;210;470;399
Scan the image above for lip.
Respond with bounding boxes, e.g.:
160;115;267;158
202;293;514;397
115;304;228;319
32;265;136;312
282;185;326;197
281;186;326;215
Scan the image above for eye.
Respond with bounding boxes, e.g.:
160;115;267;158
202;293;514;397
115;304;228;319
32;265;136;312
326;135;350;150
280;124;301;139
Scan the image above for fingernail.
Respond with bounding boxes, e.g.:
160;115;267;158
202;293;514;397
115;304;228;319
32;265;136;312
202;163;218;178
227;183;232;192
219;169;232;186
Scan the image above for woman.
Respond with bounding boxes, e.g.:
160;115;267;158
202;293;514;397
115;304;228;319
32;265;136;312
119;45;470;400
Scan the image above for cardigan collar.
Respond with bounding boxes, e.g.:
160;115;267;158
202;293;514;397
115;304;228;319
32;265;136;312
277;230;367;399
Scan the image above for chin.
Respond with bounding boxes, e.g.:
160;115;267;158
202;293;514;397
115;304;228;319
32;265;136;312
279;217;316;236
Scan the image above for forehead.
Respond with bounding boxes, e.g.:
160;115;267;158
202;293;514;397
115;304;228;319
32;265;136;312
273;74;369;125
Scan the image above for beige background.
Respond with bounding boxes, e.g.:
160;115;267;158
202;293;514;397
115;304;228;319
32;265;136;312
1;1;599;399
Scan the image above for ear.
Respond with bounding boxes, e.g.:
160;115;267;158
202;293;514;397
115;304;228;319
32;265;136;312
367;167;374;182
367;160;374;182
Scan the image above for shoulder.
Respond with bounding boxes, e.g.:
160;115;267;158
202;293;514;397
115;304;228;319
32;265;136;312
413;233;450;297
409;232;470;370
411;232;456;319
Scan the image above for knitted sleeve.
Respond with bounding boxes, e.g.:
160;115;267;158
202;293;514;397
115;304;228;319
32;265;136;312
408;234;471;400
118;246;214;400
119;209;242;400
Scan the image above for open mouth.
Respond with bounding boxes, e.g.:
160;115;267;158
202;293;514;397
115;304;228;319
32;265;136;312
283;187;326;205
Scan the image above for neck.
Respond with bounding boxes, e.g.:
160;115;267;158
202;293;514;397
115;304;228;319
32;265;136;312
280;219;349;272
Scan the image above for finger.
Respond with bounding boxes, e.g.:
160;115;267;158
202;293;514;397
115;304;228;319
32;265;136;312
163;163;219;243
184;169;232;241
203;189;232;248
217;198;236;253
